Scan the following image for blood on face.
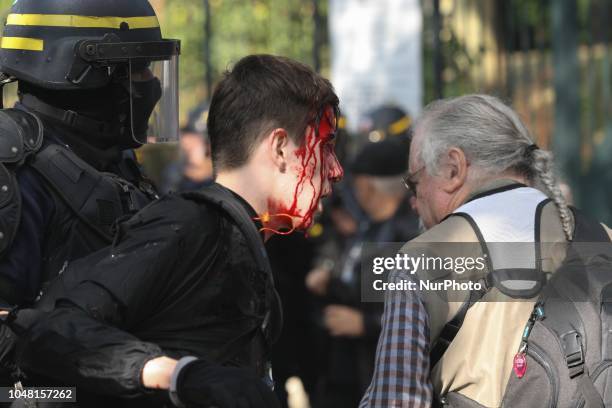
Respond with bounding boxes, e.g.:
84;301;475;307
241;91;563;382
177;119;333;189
258;106;343;236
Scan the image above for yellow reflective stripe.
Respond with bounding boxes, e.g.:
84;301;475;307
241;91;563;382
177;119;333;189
389;115;412;136
0;36;43;51
308;222;324;238
6;14;159;29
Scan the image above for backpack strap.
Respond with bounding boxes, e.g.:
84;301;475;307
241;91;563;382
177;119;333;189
430;212;491;367
541;283;604;407
28;144;119;242
579;375;605;408
183;184;271;285
431;198;550;366
182;184;283;347
430;281;487;367
542;287;587;377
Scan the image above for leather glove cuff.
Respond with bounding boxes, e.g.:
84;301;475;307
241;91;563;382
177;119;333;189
168;356;198;408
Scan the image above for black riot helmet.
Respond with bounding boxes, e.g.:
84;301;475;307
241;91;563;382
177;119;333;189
359;105;412;144
0;0;181;146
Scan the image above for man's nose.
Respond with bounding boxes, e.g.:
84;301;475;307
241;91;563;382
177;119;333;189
328;154;344;183
409;196;418;212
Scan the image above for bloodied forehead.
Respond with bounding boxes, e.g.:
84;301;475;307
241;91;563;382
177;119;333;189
313;105;338;142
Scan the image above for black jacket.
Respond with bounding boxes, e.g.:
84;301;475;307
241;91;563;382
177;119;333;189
15;184;278;407
0;112;155;307
0;109;155;384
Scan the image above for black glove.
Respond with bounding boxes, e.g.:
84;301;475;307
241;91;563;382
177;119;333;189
172;359;280;408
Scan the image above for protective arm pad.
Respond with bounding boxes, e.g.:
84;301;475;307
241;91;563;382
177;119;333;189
17;303;164;398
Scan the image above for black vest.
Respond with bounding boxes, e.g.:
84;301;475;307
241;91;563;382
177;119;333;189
0;108;157;305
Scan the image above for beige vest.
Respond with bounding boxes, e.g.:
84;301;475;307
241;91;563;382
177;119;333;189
399;182;612;407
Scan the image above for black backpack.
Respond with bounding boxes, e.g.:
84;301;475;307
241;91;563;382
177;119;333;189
437;210;612;408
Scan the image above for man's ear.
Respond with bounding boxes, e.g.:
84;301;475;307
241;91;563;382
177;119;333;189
442;147;468;193
268;128;290;172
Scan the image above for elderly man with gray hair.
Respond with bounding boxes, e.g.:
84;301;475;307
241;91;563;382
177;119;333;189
360;94;612;408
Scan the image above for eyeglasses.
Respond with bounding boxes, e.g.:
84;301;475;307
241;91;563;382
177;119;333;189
403;166;425;195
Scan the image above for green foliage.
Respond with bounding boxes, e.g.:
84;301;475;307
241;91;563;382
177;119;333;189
0;0;13;25
161;0;319;121
0;0;11;12
0;0;321;122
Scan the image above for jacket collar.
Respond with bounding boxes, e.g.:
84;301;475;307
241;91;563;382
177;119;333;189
464;179;528;204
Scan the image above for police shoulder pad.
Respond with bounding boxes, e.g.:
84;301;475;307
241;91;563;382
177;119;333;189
0;161;20;255
0;109;44;166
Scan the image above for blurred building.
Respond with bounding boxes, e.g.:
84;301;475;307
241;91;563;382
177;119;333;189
329;0;423;132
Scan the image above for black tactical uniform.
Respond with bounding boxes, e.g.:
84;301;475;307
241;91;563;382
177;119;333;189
0;0;180;382
0;110;156;306
15;183;281;407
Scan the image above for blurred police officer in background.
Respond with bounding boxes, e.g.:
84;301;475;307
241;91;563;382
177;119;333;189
0;0;180;382
357;104;412;145
308;105;414;289
307;133;420;407
160;101;214;194
176;125;213;189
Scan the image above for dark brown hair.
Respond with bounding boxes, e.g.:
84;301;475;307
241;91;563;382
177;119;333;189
208;54;339;170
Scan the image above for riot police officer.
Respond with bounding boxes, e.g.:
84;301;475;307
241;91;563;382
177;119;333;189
0;0;180;381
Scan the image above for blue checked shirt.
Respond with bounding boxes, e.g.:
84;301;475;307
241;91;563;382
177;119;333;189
359;271;433;407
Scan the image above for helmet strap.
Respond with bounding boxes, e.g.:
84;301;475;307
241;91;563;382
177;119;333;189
20;94;111;138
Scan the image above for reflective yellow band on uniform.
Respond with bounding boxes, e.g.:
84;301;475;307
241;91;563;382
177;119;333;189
0;36;44;51
6;14;160;30
389;116;412;136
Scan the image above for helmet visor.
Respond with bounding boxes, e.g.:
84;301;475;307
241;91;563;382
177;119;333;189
75;37;180;145
126;54;179;145
135;56;179;144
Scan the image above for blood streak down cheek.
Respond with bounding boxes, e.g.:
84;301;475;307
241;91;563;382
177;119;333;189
293;109;342;230
290;127;322;228
258;109;337;236
256;128;321;236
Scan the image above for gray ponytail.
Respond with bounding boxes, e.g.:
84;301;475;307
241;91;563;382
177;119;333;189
416;94;573;240
530;148;573;240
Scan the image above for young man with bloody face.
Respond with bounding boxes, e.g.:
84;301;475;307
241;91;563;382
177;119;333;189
14;55;342;408
209;58;343;236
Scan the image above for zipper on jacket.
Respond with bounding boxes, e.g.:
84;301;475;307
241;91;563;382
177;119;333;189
528;342;559;408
